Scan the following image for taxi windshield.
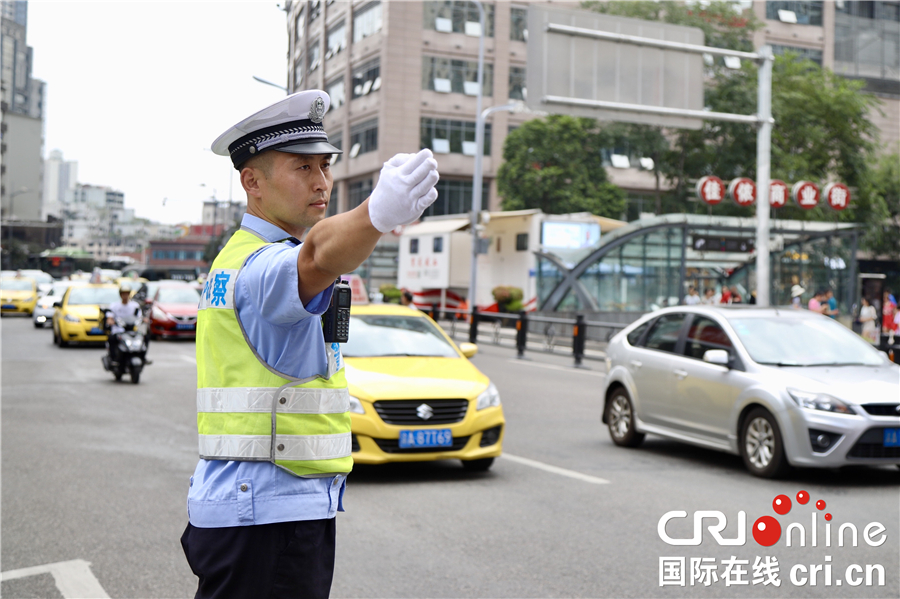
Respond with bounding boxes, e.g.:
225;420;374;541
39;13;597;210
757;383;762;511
729;316;885;367
1;278;34;291
157;287;200;304
67;287;120;306
342;315;459;358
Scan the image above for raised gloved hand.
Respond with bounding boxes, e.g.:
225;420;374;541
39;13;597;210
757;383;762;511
367;149;440;233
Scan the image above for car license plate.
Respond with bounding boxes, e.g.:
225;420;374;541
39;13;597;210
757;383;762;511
884;428;900;447
1;304;16;310
176;323;195;330
398;429;452;449
88;327;104;335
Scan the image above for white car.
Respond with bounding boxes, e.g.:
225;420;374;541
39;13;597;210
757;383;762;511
601;306;900;478
33;281;84;328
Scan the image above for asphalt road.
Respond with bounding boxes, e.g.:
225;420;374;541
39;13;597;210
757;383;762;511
2;315;898;598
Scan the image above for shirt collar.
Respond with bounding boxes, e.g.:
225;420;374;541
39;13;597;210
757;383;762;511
240;214;297;244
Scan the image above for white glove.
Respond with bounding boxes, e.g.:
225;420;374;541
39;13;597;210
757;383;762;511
367;149;440;233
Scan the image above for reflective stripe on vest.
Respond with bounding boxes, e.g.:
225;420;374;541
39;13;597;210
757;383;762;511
196;229;352;477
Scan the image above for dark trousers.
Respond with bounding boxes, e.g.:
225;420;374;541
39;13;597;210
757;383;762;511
181;519;336;599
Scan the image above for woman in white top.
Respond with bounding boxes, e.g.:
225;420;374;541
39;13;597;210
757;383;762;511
859;296;878;344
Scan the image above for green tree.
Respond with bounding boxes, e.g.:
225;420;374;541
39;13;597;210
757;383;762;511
497;115;626;218
864;152;900;260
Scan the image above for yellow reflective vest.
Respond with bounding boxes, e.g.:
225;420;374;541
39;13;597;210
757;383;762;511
196;228;352;477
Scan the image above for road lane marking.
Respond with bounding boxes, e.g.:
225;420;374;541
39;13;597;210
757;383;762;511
506;359;607;377
501;453;610;484
1;559;109;598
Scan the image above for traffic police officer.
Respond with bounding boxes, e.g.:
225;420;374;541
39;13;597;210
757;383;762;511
181;90;439;598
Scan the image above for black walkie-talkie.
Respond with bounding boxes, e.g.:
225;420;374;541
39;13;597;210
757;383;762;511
322;278;351;343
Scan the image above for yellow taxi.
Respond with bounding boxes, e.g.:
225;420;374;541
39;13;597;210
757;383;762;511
52;283;120;346
1;277;38;315
343;304;504;471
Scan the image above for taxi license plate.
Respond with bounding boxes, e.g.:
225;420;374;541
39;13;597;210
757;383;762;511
884;428;900;447
2;304;16;310
176;323;195;330
88;327;104;335
399;429;452;449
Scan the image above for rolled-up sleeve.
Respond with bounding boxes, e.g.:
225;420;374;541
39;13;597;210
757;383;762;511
237;243;333;326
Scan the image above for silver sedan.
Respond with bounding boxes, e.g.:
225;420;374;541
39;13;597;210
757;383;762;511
601;306;900;478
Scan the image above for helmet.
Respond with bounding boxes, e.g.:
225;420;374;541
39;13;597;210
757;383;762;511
119;283;132;294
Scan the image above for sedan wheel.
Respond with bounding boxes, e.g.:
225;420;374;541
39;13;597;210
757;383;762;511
606;389;645;447
740;408;788;478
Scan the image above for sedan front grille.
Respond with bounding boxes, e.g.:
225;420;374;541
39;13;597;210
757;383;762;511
861;404;900;417
847;428;900;459
373;435;471;454
373;399;469;425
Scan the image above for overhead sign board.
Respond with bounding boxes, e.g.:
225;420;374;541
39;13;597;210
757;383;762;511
792;181;820;210
770;180;788;208
696;176;725;205
728;177;756;207
527;5;705;129
824;182;850;211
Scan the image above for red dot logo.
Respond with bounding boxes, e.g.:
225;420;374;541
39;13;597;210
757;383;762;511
816;500;826;510
752;516;782;546
825;513;833;521
772;494;792;515
796;491;809;505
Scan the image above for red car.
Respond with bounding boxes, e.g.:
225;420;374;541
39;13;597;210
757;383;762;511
149;284;200;339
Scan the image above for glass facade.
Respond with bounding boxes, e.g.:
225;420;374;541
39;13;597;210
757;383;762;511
765;1;824;25
537;216;859;316
834;1;900;90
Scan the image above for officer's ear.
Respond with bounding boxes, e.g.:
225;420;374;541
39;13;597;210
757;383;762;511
240;166;263;200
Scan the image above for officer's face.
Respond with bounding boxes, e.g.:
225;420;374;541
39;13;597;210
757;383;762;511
252;152;333;231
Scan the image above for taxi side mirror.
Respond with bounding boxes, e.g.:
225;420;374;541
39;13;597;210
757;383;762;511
458;342;478;358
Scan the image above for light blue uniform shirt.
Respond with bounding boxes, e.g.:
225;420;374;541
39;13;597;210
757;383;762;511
187;214;346;528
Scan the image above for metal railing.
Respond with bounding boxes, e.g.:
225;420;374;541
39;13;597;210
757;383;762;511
423;305;628;366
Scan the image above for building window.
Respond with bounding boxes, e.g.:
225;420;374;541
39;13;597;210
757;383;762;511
295;9;305;45
352;58;381;98
349;178;374;209
328;131;342;166
422;56;493;96
424;1;495;37
433;237;443;253
509;65;526;100
834;3;900;87
327;78;345;114
771;44;823;65
309;0;322;23
410;238;419;254
327;186;339;217
420;117;491;156
308;41;321;72
294;57;304;88
510;6;527;41
765;1;823;25
422;179;490;217
353;1;382;43
349;119;378;157
516;233;528;251
326;21;346;59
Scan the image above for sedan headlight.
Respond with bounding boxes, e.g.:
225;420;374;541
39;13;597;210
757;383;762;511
347;395;366;414
63;313;80;323
788;389;855;415
476;382;501;411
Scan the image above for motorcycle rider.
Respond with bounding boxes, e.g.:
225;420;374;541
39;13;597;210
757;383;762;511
105;284;144;365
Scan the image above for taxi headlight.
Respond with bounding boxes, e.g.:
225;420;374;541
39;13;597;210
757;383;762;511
476;382;501;411
348;395;366;414
63;313;81;323
787;389;855;415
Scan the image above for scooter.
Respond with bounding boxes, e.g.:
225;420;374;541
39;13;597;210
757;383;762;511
101;313;149;384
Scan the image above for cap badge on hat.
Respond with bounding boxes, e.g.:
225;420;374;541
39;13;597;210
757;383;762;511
309;96;326;123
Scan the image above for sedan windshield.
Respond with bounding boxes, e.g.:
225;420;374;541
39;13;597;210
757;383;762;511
342;315;459;358
67;287;120;306
157;287;200;304
729;316;885;367
1;278;34;291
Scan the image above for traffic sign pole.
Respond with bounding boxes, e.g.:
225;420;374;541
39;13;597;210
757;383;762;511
756;46;773;307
